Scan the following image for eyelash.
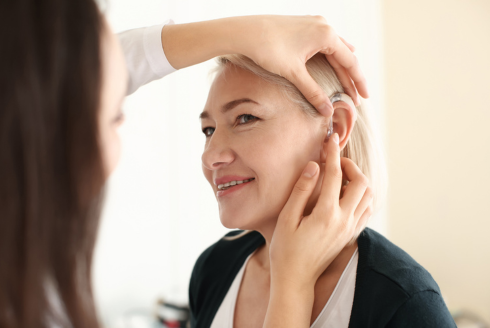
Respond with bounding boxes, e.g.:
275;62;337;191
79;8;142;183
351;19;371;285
202;114;259;137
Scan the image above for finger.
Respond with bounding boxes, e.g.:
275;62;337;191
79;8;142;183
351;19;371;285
339;36;355;52
320;36;369;98
354;204;373;237
317;133;342;208
339;157;369;213
286;65;333;117
353;186;373;220
340;184;347;198
325;54;360;106
279;161;320;227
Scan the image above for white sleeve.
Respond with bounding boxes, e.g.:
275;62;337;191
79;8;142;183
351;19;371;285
118;20;177;95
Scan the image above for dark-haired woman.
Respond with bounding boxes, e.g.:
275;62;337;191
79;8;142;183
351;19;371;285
0;1;371;327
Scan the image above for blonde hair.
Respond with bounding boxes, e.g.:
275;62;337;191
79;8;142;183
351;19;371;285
215;54;387;241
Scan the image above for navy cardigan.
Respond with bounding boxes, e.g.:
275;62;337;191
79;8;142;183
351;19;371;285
189;228;456;327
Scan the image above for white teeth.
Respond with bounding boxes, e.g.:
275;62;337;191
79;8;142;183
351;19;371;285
217;178;255;190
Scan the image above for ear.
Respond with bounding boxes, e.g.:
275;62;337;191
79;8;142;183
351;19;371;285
332;100;356;150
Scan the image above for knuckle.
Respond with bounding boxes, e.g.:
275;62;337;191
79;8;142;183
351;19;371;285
329;166;343;180
313;15;328;24
326;206;337;220
341;216;353;232
357;175;369;189
364;186;373;200
347;55;359;70
307;91;326;104
293;182;311;194
322;26;337;50
285;65;299;80
321;22;333;34
314;202;336;220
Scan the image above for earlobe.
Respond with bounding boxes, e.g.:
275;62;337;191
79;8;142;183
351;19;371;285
330;94;356;150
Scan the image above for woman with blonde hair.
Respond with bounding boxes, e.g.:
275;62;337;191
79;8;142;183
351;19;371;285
190;54;456;327
0;0;380;325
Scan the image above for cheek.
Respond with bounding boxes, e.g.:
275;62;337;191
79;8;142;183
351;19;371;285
261;136;317;199
242;121;322;221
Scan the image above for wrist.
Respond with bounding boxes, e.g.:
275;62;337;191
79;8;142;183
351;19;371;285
270;274;316;299
265;280;314;328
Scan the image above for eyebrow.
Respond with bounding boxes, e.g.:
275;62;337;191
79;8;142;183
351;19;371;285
199;98;259;120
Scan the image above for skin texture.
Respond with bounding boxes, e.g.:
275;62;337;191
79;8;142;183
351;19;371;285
201;67;326;234
162;15;369;116
201;65;372;327
98;21;128;176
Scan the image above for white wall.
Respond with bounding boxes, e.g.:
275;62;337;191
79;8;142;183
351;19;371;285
94;1;385;326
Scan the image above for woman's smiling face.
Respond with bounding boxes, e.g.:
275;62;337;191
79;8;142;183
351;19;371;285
201;64;328;232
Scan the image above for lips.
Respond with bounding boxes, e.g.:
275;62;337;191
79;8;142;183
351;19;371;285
214;175;255;187
215;178;255;197
217;178;255;190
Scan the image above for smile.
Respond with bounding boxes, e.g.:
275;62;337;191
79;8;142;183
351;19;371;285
218;178;255;190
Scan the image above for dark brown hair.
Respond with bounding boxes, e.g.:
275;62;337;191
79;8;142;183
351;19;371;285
0;0;105;327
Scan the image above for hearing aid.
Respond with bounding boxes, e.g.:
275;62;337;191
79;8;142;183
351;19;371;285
325;92;357;141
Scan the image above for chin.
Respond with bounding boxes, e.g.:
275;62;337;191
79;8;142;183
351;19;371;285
219;211;252;230
219;208;278;232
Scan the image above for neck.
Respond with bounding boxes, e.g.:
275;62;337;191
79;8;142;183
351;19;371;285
252;223;358;277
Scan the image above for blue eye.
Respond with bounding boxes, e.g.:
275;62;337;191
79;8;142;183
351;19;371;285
202;127;215;137
237;114;258;124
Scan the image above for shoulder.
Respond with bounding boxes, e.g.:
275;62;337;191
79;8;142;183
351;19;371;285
358;227;441;295
189;230;264;327
349;228;455;327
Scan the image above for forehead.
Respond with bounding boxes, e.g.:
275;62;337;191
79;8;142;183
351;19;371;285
203;64;286;114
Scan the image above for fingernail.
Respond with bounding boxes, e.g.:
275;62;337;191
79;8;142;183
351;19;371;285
332;133;339;144
303;162;318;178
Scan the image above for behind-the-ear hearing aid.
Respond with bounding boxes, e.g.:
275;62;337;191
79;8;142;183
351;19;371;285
325;92;356;140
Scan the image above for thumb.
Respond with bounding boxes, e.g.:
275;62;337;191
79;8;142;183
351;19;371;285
278;161;320;228
287;65;333;117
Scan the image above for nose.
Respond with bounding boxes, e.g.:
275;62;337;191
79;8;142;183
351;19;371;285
201;130;235;171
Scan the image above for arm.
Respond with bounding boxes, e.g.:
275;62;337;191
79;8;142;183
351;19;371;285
162;15;368;115
120;16;368;113
264;134;373;328
265;283;315;328
118;22;177;95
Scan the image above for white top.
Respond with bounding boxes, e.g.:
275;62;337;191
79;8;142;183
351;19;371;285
118;20;177;95
211;248;359;328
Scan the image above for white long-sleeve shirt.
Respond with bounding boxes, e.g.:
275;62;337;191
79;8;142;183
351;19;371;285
118;21;177;95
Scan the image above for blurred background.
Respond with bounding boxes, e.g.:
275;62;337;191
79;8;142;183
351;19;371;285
93;0;490;327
